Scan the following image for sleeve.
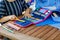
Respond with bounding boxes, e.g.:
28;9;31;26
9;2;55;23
29;2;36;11
0;1;6;18
20;0;29;11
27;0;36;11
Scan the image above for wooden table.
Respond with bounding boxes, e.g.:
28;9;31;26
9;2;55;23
0;16;60;40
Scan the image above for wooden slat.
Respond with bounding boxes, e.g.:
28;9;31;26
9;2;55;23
20;25;35;32
21;25;35;33
19;28;26;32
0;16;60;40
54;34;60;40
31;26;49;37
0;26;42;40
47;30;60;40
36;27;53;38
41;28;58;40
25;27;42;35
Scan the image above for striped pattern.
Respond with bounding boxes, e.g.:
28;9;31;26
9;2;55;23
0;18;60;40
18;25;60;40
1;22;60;40
0;0;6;18
0;0;29;18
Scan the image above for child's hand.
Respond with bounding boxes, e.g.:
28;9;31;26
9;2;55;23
24;12;31;18
0;15;17;23
8;15;17;20
24;8;32;18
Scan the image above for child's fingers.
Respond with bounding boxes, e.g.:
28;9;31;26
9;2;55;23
9;15;17;20
24;14;31;18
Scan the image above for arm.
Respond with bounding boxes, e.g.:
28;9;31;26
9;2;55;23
21;0;36;18
20;0;29;11
21;0;35;11
0;0;6;23
23;8;32;18
25;8;32;14
0;15;17;22
0;16;11;22
0;0;18;23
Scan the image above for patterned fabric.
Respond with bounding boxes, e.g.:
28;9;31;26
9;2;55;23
0;0;29;18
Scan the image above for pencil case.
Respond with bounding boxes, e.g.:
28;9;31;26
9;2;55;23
30;8;52;24
14;17;33;28
24;17;42;24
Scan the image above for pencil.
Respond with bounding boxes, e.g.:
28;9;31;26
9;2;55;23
1;26;14;33
15;17;25;22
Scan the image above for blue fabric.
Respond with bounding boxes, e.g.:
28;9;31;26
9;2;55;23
36;16;55;26
36;16;60;29
28;0;60;11
27;0;34;5
27;0;60;29
0;14;3;18
49;23;60;29
0;15;1;18
51;16;60;22
36;16;60;26
51;11;60;22
35;0;60;11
